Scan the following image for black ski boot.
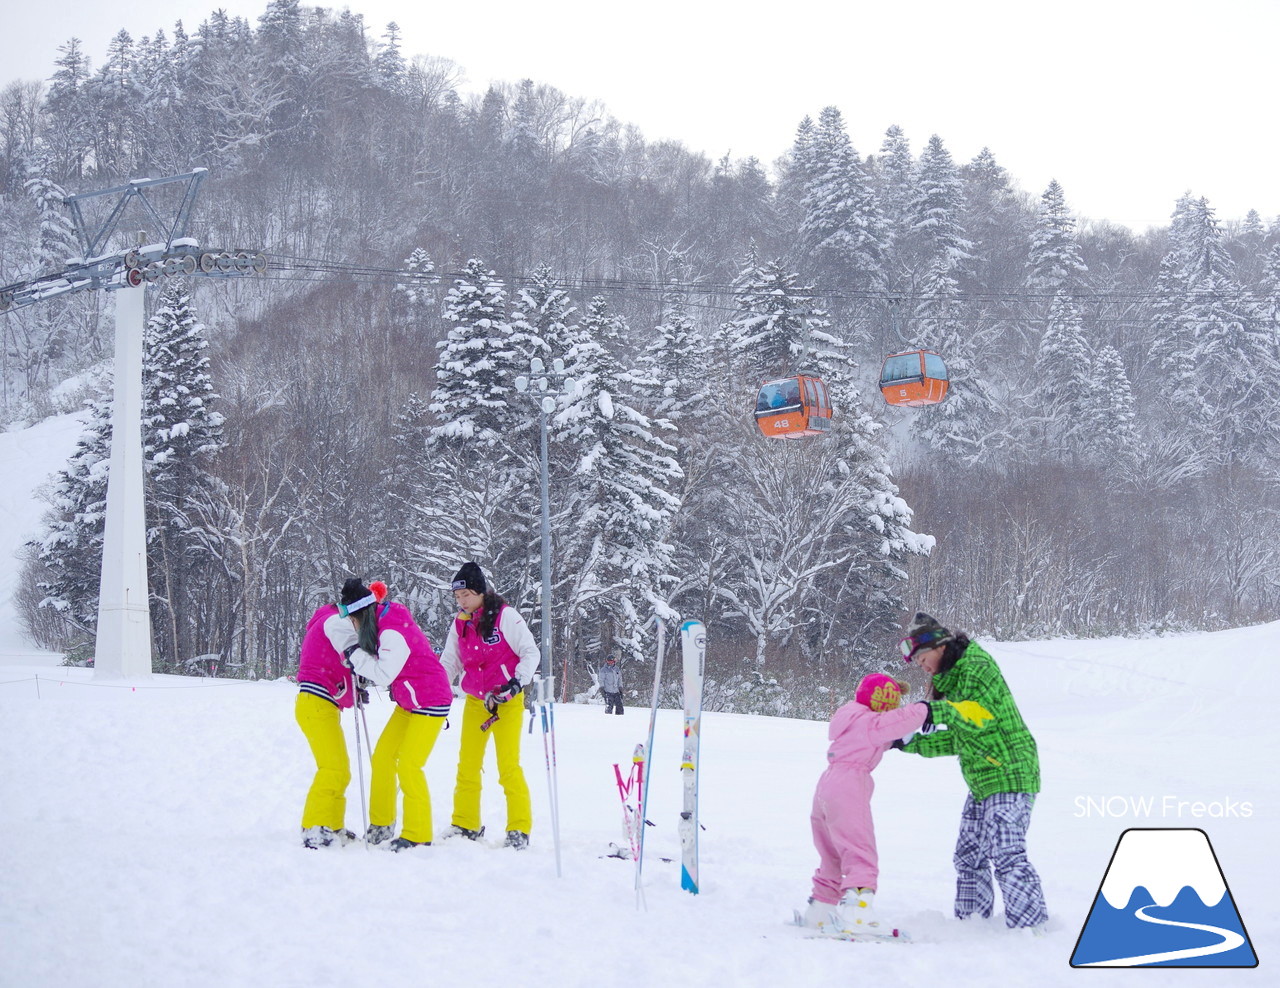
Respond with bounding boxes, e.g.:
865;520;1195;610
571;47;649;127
503;830;530;851
446;825;485;841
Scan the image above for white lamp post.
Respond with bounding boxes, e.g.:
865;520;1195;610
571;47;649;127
514;357;575;685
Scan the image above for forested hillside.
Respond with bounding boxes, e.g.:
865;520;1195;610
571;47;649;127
2;0;1277;712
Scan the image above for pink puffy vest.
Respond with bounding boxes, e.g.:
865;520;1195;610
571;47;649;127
378;601;453;712
454;605;521;698
297;604;354;709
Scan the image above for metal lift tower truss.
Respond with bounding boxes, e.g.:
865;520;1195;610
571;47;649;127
0;168;266;312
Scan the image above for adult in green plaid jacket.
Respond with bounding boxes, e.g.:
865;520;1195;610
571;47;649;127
897;613;1048;930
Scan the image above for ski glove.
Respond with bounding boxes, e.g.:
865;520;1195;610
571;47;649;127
946;699;995;729
482;678;522;714
356;675;372;706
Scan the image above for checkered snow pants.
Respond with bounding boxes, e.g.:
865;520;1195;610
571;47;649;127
953;792;1048;928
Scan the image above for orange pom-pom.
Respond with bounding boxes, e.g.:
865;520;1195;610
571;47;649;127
369;580;388;602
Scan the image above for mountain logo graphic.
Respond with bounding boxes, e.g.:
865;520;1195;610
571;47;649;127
1070;828;1258;968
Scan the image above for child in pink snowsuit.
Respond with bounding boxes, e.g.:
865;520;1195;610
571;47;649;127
808;673;927;924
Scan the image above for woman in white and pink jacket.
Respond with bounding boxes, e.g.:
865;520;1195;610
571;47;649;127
438;561;541;850
328;578;452;851
295;602;357;849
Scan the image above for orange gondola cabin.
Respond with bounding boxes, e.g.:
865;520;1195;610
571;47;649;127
878;350;949;407
754;375;833;438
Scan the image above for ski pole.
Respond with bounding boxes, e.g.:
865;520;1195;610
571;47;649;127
636;616;666;907
537;675;563;877
545;675;562;876
358;699;375;766
353;688;370;848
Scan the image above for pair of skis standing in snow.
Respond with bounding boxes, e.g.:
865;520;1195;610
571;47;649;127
611;618;706;906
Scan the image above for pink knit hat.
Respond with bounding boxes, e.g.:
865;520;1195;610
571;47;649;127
855;673;903;712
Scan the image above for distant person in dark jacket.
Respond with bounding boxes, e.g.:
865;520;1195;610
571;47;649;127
600;656;624;714
895;612;1048;931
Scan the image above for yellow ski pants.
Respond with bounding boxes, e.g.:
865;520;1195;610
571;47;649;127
295;692;351;831
452;694;532;834
370;707;445;843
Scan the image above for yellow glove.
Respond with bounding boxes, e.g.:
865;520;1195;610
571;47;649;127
946;699;995;729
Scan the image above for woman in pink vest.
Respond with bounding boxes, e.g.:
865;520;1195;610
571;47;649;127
326;578;453;851
438;561;540;850
294;602;356;849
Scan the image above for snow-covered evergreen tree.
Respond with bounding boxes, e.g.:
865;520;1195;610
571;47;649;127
8;165;83;395
141;283;226;670
724;257;845;383
142;284;225;494
1079;345;1138;470
89;29;142;176
776;115;818;224
37;394;113;641
509;264;572;368
1153;196;1277;466
1026;180;1089;294
394;247;439;315
429;258;523;446
25;169;78;274
42;39;93;179
1034;291;1093;456
908;134;973;296
906;136;1000;461
641;285;709;428
798;106;887;292
556;296;682;661
373;22;406;91
415;259;536;604
876;124;914;285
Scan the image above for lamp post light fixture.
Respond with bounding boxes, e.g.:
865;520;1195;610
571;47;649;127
514;356;575;690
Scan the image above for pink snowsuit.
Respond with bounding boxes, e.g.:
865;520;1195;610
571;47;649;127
810;700;928;904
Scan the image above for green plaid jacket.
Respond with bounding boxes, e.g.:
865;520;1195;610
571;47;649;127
904;641;1040;800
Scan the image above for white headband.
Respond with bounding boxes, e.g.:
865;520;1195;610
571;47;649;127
341;593;376;616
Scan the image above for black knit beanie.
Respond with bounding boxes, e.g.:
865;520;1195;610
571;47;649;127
451;561;486;594
340;578;376;615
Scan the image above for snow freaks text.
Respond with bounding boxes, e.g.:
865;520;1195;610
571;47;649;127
1074;796;1254;819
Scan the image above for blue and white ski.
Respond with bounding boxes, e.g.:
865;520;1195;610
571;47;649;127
679;619;705;894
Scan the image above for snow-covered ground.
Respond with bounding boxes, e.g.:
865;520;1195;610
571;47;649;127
1;416;1275;987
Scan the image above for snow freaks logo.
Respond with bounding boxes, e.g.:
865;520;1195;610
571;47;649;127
1069;829;1258;968
1073;794;1253;819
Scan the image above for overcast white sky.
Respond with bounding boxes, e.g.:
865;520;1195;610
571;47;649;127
4;0;1276;234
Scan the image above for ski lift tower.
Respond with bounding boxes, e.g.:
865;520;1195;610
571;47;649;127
0;169;266;678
